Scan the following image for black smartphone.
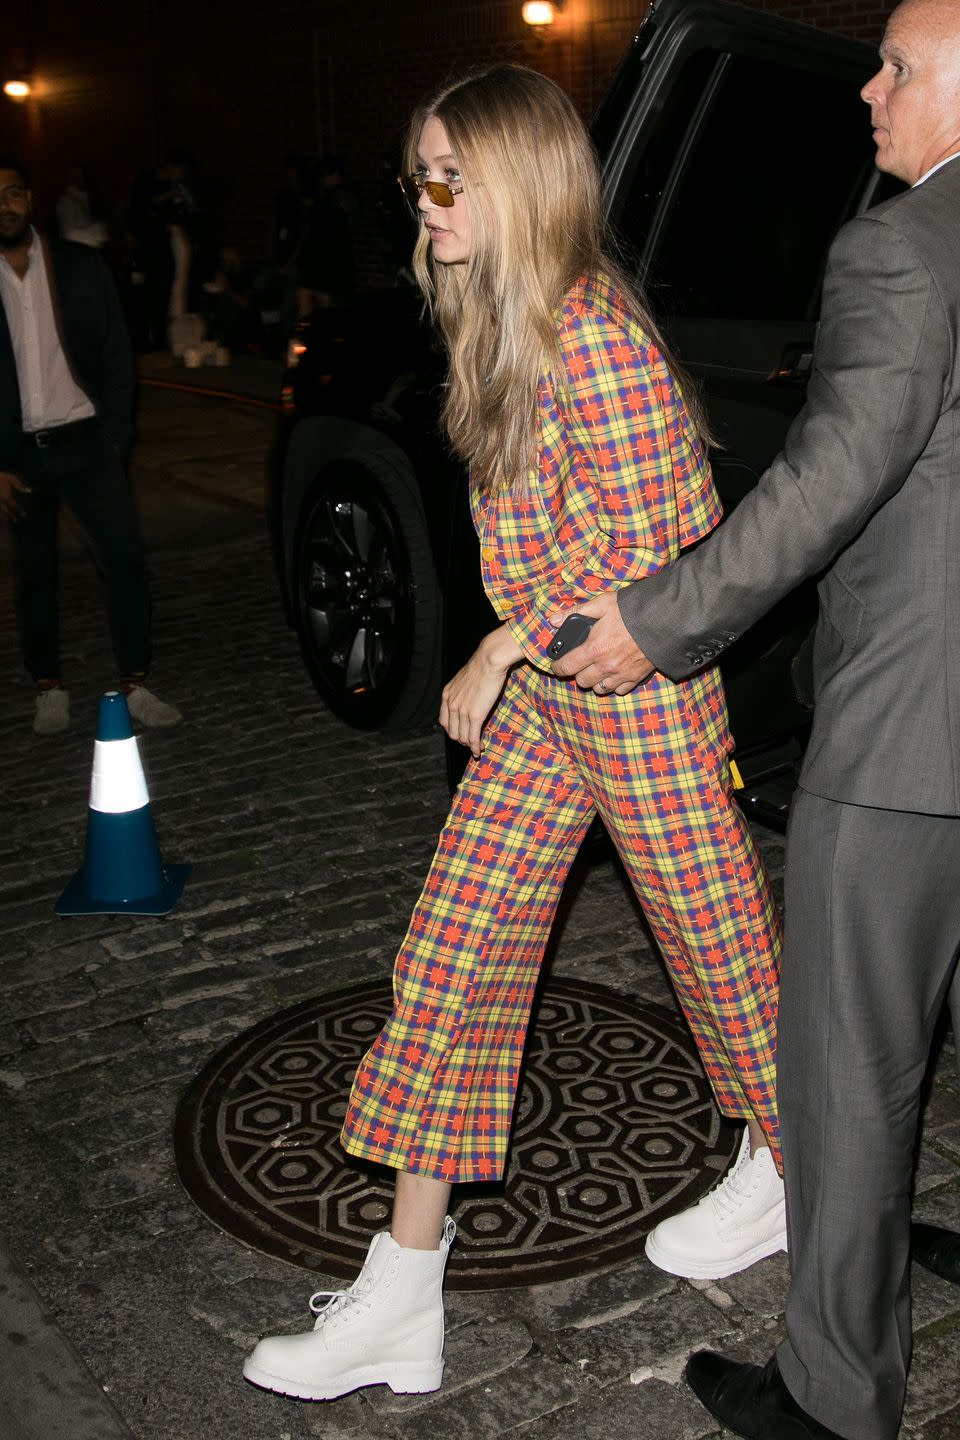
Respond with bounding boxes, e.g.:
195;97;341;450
548;613;597;659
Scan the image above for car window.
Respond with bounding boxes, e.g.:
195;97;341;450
605;47;721;271
614;51;873;322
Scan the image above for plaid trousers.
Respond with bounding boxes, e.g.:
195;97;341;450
341;663;782;1184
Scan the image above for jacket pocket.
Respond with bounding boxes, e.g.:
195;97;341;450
818;570;864;650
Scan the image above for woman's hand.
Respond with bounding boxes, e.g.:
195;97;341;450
439;626;524;758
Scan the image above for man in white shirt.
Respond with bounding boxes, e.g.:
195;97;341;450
0;159;180;734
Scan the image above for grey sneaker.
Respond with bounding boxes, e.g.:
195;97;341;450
125;684;182;728
34;687;70;735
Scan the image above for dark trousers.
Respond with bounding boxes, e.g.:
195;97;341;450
776;789;960;1440
10;422;151;681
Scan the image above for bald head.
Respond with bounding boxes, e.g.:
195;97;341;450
892;0;960;40
861;0;960;184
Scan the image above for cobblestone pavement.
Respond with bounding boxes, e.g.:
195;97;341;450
0;384;958;1440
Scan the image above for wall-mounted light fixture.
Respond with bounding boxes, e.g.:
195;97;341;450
3;79;32;101
522;1;564;27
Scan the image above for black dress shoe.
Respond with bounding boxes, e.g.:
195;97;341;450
685;1351;843;1439
911;1222;960;1286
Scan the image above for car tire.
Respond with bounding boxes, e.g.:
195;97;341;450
293;457;442;730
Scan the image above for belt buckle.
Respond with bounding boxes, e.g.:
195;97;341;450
34;429;52;448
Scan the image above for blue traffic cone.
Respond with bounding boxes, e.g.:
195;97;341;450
55;692;190;916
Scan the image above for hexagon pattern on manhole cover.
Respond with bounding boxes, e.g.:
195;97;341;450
175;978;737;1288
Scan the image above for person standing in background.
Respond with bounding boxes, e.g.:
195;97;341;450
55;165;108;249
0;159;182;734
296;155;356;315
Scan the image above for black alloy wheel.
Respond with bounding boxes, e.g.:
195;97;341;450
294;460;441;730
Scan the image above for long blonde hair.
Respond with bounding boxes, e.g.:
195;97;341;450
407;64;705;498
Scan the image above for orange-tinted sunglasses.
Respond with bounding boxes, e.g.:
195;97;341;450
397;174;464;208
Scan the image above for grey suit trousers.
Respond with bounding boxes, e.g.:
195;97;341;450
776;790;960;1440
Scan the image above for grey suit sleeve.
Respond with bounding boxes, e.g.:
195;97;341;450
618;213;950;678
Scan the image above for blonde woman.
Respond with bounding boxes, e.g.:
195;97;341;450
243;65;783;1404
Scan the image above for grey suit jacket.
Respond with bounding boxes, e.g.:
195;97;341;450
620;157;960;816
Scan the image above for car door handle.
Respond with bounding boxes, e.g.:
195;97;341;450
769;343;813;384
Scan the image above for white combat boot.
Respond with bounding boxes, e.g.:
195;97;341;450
242;1216;456;1401
644;1128;786;1280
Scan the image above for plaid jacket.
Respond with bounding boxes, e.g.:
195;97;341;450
471;272;721;665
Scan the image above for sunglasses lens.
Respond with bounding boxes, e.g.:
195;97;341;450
398;175;420;205
425;181;455;208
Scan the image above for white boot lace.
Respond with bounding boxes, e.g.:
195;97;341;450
308;1260;376;1329
306;1217;456;1331
706;1139;758;1221
710;1171;753;1220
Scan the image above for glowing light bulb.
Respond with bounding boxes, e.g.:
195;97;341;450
522;2;556;26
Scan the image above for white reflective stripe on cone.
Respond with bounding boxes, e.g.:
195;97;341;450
88;737;150;814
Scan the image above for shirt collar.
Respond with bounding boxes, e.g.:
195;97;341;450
0;224;39;274
914;152;960;187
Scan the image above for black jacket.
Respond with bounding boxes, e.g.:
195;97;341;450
0;236;134;472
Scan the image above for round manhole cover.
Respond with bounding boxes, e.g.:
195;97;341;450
175;978;737;1288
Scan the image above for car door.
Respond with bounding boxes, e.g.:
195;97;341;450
598;0;893;769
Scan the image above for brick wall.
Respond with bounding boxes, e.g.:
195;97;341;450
299;0;895;176
737;0;895;39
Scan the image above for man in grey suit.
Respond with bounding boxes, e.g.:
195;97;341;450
552;0;960;1435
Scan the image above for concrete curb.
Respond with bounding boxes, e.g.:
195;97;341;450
137;352;283;407
0;1235;134;1440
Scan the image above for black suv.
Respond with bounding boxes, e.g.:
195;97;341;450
270;0;898;827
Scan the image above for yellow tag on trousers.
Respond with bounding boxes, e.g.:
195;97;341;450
730;759;744;790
